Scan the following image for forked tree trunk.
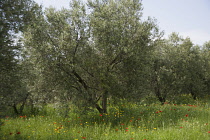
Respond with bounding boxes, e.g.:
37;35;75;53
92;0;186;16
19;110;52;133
95;91;108;114
12;93;29;115
72;70;109;113
191;92;197;100
13;104;19;114
155;86;166;105
189;87;197;100
95;104;104;114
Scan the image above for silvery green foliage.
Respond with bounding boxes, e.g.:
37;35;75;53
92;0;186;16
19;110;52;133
150;32;208;103
23;0;161;113
0;0;42;114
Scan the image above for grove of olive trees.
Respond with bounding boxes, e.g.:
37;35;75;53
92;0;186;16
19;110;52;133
1;0;210;115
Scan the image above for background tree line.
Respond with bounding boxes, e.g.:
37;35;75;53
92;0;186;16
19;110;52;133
1;0;210;115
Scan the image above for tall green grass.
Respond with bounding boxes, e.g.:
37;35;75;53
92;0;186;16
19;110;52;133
0;97;209;140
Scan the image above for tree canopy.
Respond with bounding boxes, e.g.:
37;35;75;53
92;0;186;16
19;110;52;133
1;0;210;114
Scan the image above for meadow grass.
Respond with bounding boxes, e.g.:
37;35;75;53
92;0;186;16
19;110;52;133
0;97;210;140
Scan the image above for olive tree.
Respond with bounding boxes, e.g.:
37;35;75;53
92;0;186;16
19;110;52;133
0;0;41;114
23;0;161;113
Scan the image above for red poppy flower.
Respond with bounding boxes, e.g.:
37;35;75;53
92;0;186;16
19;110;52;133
180;127;183;128
185;114;188;117
99;114;103;116
208;131;210;133
126;128;129;129
82;137;86;139
121;123;124;125
16;132;21;134
125;130;129;132
9;133;13;135
159;111;162;112
115;129;119;131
